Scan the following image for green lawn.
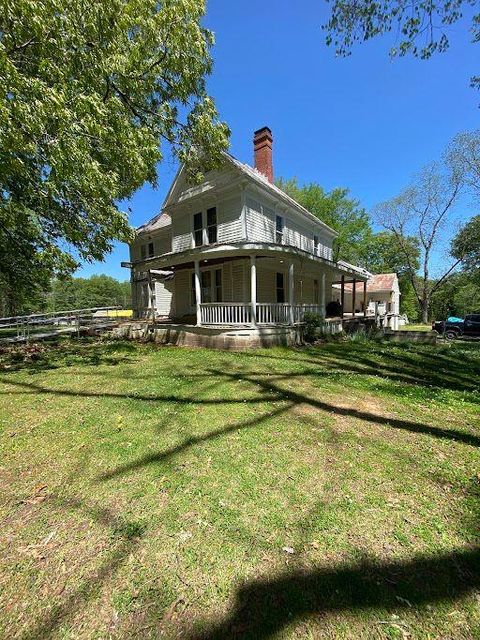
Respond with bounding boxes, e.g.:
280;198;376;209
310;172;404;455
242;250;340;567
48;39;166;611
398;324;433;332
0;338;479;639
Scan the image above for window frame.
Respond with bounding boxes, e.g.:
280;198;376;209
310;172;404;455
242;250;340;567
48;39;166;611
192;207;218;248
275;215;284;245
190;265;223;307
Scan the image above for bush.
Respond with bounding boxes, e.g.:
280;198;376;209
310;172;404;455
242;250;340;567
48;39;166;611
303;312;325;343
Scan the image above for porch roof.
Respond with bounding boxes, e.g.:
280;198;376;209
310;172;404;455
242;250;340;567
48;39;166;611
126;242;369;281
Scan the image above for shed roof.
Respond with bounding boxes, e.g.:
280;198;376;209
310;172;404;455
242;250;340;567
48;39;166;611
333;273;398;293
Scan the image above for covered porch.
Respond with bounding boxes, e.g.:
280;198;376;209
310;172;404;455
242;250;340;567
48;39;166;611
131;243;369;328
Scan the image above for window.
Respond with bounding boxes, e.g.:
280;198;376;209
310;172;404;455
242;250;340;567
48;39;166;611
140;242;154;259
313;235;319;255
214;268;222;302
207;207;217;244
191;268;222;305
276;272;285;303
193;207;218;247
313;279;319;304
193;212;203;247
276;215;284;244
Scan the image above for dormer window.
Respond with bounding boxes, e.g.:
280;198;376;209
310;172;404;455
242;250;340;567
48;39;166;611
313;235;319;255
193;207;218;247
275;215;284;244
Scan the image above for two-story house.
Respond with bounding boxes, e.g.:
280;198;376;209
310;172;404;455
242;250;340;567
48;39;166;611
125;127;369;348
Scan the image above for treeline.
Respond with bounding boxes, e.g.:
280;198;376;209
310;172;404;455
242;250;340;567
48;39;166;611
0;275;131;317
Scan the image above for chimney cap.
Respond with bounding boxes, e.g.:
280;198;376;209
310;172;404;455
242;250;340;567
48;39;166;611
254;126;272;137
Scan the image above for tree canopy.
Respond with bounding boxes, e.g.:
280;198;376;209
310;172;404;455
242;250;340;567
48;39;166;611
276;178;371;263
323;0;479;92
0;0;229;314
451;215;480;272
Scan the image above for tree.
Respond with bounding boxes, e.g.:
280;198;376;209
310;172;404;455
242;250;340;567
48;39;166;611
323;0;480;92
451;215;480;272
374;160;465;323
357;231;419;277
358;231;421;318
47;275;131;311
276;178;371;262
447;131;480;194
430;270;480;318
0;0;229;314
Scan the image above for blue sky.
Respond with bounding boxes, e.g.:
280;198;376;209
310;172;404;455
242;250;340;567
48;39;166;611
78;0;478;280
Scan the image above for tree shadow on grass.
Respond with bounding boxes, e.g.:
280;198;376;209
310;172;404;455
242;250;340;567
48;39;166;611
95;366;480;483
239;344;480;397
0;339;139;374
187;546;480;639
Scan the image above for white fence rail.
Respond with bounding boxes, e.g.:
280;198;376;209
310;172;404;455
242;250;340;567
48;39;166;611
199;303;324;326
0;307;122;344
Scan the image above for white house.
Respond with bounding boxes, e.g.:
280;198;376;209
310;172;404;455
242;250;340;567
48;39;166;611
125;128;370;348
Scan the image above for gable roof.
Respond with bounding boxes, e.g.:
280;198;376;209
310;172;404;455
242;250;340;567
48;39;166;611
224;153;337;236
137;152;337;237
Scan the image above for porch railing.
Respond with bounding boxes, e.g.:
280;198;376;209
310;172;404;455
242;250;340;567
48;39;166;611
199;303;324;326
256;303;291;324
200;302;252;325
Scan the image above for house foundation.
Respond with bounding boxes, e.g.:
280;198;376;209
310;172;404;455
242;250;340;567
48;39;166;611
111;319;343;350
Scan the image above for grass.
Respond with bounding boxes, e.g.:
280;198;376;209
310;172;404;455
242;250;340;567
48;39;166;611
0;337;479;639
398;324;432;332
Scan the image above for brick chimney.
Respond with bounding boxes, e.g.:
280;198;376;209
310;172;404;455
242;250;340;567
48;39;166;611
253;127;273;183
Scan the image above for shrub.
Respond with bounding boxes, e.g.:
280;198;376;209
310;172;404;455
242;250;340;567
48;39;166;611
303;312;325;343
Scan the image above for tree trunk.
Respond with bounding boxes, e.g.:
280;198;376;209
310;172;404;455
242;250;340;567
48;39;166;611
421;294;429;324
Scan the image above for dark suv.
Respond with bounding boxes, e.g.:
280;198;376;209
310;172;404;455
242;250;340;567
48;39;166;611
432;314;480;340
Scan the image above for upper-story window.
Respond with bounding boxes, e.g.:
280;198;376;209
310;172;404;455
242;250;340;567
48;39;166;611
193;212;203;247
140;241;154;259
313;235;319;255
207;207;217;244
193;207;218;247
275;215;284;244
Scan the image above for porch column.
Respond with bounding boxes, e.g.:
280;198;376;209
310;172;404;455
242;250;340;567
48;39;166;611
147;270;155;323
352;279;357;317
288;261;295;324
363;281;367;318
250;255;257;325
340;275;345;318
320;272;326;317
194;259;202;326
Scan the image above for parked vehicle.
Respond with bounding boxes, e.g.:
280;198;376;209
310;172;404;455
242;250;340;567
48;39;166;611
432;314;480;339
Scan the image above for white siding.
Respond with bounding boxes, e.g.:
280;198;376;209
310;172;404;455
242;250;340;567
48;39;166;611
131;230;171;261
155;279;174;316
172;211;192;253
245;193;334;260
174;269;191;317
217;196;243;243
246;197;275;243
231;260;246;301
